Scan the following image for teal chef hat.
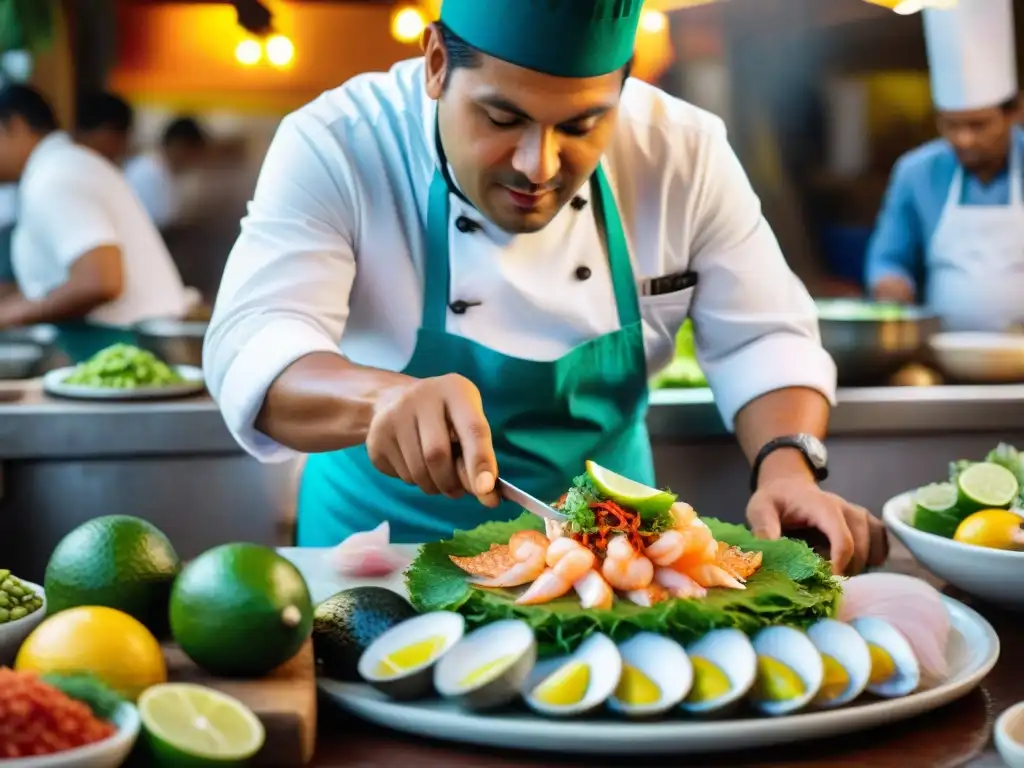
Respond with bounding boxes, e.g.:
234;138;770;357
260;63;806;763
439;0;643;79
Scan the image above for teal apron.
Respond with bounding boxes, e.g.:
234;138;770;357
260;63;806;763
296;157;654;546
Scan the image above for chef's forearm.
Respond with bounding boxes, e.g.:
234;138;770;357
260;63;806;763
1;282;112;326
733;387;830;487
255;352;414;453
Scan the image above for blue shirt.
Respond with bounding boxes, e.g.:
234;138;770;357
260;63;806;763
864;126;1024;291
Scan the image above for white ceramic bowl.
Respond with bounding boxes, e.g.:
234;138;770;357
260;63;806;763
996;701;1024;767
882;491;1024;609
0;579;47;666
2;702;141;767
928;331;1024;383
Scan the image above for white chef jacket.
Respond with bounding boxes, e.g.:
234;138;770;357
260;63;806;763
205;58;837;463
11;133;188;325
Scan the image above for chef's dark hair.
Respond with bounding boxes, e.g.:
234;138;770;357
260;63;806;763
77;92;134;134
0;84;58;134
162;117;206;149
434;21;632;91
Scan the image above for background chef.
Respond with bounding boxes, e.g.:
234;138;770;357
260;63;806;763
0;84;188;361
205;0;886;575
865;0;1023;333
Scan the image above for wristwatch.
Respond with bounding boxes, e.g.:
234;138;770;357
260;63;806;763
750;434;829;491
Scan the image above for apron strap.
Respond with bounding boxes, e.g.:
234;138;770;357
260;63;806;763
593;163;641;329
422;162;641;334
423;171;452;333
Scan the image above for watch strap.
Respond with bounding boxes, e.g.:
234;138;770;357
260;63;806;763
750;435;828;492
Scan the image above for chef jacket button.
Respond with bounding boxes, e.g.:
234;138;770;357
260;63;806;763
575;266;592;281
455;216;479;233
449;300;474;314
571;196;588;211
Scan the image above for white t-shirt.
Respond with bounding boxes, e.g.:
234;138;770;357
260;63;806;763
11;132;188;325
124;152;180;229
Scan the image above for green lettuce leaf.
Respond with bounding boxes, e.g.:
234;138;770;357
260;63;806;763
405;513;841;657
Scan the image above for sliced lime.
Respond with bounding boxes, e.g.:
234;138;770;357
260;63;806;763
957;462;1019;513
915;482;958;514
585;460;677;516
138;683;265;767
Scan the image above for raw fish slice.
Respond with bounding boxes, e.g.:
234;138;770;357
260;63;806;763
654;567;707;599
838;572;951;680
449;544;515;578
327;522;412;578
625;583;671;607
574;570;615;609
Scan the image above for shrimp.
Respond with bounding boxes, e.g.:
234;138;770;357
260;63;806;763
671;501;698;529
679;562;746;590
516;538;596;605
574;570;615;610
472;530;549;588
644;530;686;566
655;566;707;599
602;535;655;591
625;583;670;607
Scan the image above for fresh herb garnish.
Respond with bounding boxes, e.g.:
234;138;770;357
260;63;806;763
556;474;677;535
558;474;600;533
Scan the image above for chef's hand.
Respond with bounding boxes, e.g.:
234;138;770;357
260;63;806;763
746;478;888;576
366;373;501;508
872;276;915;305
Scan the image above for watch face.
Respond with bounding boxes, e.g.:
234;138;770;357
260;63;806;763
799;435;828;467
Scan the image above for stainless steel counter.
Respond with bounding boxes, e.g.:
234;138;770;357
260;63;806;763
648;385;1024;438
1;381;1021;579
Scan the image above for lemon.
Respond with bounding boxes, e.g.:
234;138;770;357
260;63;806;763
584;460;677;516
138;683;265;767
15;605;167;700
953;509;1024;550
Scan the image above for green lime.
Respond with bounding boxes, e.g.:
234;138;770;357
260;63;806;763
915;482;958;514
956;462;1019;514
585;460;677;516
913;506;962;539
44;515;181;638
138;683;265;767
170;544;313;678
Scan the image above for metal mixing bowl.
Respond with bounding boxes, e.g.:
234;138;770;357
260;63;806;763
133;318;208;367
816;299;941;386
0;342;45;379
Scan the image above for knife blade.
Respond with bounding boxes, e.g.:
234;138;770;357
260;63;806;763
496;478;566;522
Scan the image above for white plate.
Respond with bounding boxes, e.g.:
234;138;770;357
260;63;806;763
317;596;998;755
883;490;1024;609
42;365;205;401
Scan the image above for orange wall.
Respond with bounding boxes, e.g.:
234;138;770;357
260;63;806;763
110;2;419;114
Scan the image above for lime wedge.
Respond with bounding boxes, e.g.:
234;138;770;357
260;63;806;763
957;462;1019;513
915;482;958;513
585;460;677;516
138;683;265;767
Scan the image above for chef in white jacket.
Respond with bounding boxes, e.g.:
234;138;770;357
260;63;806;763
866;0;1024;332
205;0;885;574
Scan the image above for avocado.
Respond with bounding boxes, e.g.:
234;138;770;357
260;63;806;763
312;587;418;680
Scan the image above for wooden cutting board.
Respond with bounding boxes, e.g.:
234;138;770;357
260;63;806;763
163;639;317;766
